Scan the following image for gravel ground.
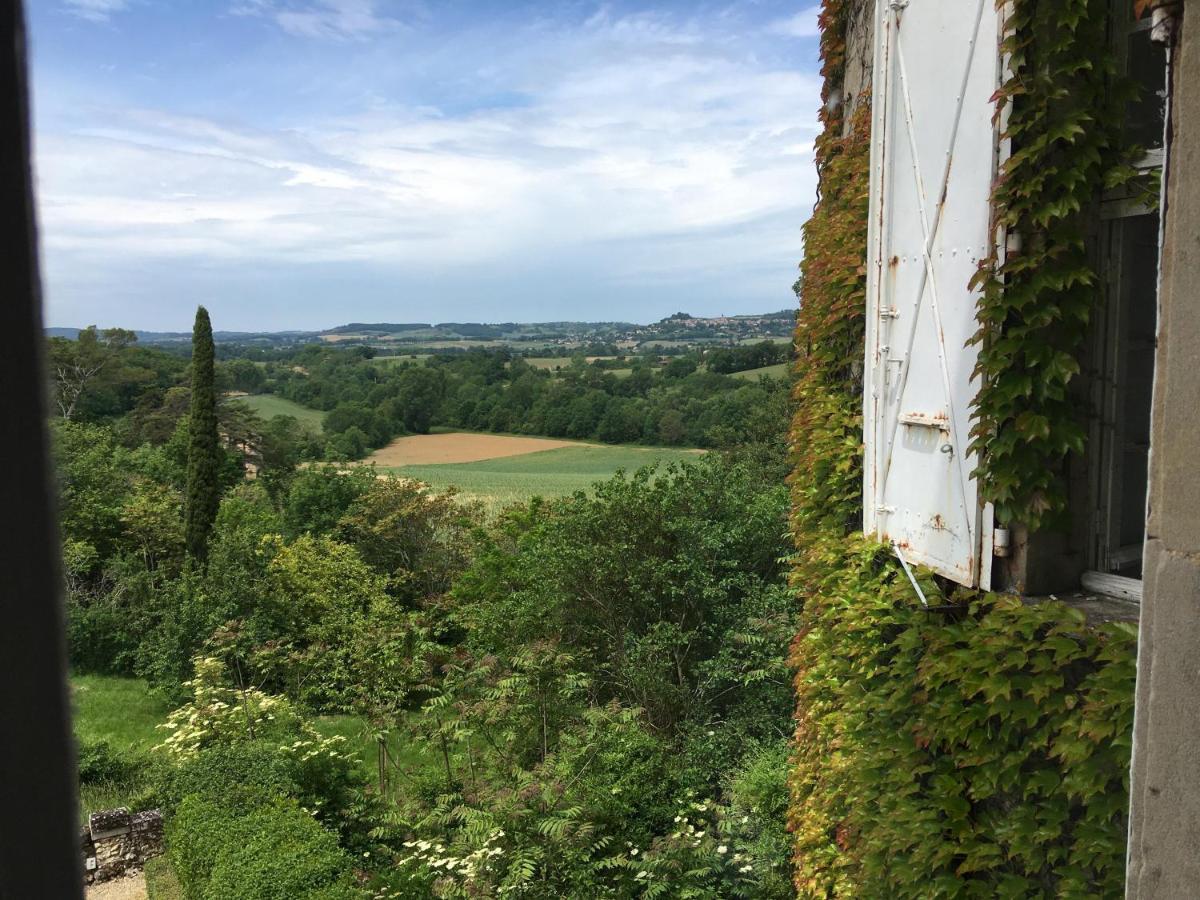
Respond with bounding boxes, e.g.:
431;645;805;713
86;873;147;900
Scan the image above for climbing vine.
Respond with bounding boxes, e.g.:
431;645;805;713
788;0;870;558
789;543;1137;898
968;0;1144;530
786;1;1139;896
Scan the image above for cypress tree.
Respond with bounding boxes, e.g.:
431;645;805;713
185;305;220;560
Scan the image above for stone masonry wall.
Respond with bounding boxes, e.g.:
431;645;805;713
80;808;163;885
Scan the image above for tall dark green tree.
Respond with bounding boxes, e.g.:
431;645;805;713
185;306;220;560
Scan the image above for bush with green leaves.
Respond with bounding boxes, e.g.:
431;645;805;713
719;740;794;899
334;477;481;604
76;738;146;786
155;658;349;765
151;738;360;833
169;794;362;900
451;455;792;748
283;465;377;538
388;456;797;896
151;657;366;847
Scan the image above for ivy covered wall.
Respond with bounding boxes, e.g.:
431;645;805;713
786;1;1139;895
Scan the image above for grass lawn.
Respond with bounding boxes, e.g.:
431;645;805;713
71;674;171;751
232;393;326;433
71;674;173;824
730;362;790;380
382;444;704;512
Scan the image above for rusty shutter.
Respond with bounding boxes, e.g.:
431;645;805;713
863;0;1001;587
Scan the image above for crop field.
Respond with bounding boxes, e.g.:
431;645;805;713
730;362;790;380
366;432;590;466
373;438;704;511
233;393;325;432
521;356;620;370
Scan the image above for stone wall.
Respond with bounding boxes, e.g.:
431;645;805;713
1126;2;1200;897
80;808;163;885
840;0;874;133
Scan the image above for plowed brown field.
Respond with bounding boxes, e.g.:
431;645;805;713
365;432;595;467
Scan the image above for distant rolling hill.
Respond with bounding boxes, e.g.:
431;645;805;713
45;326;315;343
46;310;793;348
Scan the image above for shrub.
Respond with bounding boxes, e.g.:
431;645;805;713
76;738;145;786
66;584;143;675
157;739;361;830
721;740;793;899
151;742;300;815
152;659;362;827
169;795;360;899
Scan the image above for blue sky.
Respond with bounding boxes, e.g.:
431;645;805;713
27;0;822;331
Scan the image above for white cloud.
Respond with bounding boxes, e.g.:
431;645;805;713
231;0;402;40
768;5;822;39
33;5;819;327
63;0;132;22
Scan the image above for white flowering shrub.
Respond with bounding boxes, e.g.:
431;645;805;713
155;656;302;759
155;655;353;806
152;655;364;840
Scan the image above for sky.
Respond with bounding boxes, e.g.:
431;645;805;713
27;0;823;332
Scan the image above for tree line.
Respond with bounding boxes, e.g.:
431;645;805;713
265;343;792;460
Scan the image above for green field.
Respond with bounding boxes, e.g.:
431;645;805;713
521;356;625;371
736;335;793;345
731;362;790;380
522;356;572;370
367;354;431;368
233;393;326;432
383;444;703;511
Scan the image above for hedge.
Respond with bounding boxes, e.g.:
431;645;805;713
168;794;361;900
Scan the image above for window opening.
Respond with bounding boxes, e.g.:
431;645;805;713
1084;0;1166;589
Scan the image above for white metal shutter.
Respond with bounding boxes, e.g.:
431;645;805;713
863;0;1000;587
